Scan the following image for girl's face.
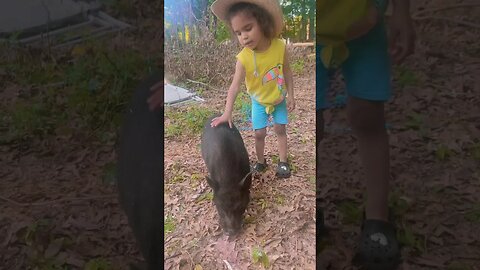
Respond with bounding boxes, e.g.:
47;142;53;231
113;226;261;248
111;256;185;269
231;11;268;51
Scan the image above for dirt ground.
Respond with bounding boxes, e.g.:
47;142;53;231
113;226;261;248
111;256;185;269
318;1;480;269
0;2;163;269
164;68;316;269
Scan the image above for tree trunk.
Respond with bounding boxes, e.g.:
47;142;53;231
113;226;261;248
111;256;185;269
301;0;307;41
308;0;315;41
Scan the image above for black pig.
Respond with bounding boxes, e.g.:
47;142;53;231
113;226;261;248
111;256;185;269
117;72;163;270
200;117;252;236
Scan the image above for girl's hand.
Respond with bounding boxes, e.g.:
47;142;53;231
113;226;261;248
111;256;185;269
287;97;295;112
388;5;415;64
211;113;233;128
147;81;163;112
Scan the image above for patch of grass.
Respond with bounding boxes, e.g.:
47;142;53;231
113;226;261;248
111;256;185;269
435;144;454;161
274;194;285;205
465;204;480;223
234;91;251;121
2;40;152;143
405;112;424;130
388;192;411;218
258;198;268;209
165;106;216;138
470;142;480;161
395;66;418;88
102;162;117;186
164;216;176;234
289;112;297;122
189;173;203;187
244;215;256;224
337;200;362;225
196;192;213;202
397;223;425;253
8;101;55;140
291;59;305;74
308;175;316;185
85;258;113;270
169;173;186;184
251;246;270;268
65;42;148;132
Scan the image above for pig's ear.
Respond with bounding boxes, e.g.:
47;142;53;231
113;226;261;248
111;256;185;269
206;176;219;191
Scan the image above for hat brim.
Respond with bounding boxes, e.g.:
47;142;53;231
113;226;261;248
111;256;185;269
211;0;284;37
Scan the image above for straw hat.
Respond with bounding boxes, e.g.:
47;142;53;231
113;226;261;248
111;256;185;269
211;0;284;37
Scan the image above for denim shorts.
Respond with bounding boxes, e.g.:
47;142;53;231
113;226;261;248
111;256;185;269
316;21;392;110
251;98;288;130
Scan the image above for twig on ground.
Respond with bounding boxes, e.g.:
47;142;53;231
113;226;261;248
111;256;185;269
223;260;234;270
0;194;117;207
186;79;221;92
165;252;181;261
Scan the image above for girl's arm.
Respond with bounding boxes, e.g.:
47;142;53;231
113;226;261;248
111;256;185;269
211;60;246;128
283;49;295;112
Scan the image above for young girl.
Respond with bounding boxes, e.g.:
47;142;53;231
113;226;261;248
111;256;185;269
316;0;415;268
210;0;295;178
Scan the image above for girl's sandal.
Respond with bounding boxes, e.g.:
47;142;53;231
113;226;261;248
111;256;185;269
352;209;401;270
276;162;291;178
252;161;267;173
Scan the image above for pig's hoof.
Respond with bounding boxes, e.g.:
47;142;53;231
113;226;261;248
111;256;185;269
252;161;267;173
276;162;291;178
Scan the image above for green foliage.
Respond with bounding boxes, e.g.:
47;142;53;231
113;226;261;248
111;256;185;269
435;145;454;161
395;66;419;88
85;258;113;270
197;192;214;202
405;112;423;130
291;59;305;74
388;192;411;218
214;21;231;43
165;106;216;138
258;198;268;209
164;216;176;234
274;194;285;205
397;226;425;253
465;204;480;223
337;200;362;225
470;142;480;161
251;246;270;268
234;91;251;121
2;41;152;144
102;162;117;186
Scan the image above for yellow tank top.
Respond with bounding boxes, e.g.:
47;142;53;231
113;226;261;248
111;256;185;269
317;0;370;68
237;38;286;114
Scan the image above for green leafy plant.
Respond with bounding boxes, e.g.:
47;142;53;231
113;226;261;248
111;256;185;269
251;246;270;268
85;258;112;270
164;216;176;234
337;200;362;225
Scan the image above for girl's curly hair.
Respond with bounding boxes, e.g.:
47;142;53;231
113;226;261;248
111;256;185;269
226;2;276;40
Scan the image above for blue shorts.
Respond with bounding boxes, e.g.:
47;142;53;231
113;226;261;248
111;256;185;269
316;21;392;110
251;98;288;130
